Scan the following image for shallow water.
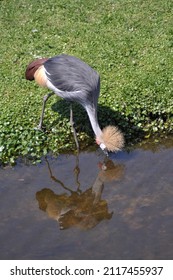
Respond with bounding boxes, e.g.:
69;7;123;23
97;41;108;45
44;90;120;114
0;137;173;260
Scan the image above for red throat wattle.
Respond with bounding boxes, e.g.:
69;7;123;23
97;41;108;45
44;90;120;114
95;137;101;145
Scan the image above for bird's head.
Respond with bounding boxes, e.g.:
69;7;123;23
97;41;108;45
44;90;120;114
96;137;107;153
96;126;125;154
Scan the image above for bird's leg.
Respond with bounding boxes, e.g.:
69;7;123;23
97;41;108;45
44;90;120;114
70;104;79;152
37;92;54;130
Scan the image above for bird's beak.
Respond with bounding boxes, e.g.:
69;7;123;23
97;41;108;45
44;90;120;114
99;143;108;156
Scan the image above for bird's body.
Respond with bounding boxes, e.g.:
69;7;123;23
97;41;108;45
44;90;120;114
25;54;124;152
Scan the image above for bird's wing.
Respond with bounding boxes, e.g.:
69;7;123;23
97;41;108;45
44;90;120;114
44;54;99;93
25;58;48;80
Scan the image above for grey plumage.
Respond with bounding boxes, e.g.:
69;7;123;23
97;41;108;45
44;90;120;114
44;54;100;107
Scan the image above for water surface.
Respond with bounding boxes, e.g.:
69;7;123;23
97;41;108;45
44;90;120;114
0;137;173;260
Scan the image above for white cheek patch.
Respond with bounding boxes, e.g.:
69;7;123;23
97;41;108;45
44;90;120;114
100;143;106;150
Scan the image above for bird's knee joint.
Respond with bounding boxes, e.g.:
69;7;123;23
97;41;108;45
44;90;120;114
43;92;54;102
43;95;49;102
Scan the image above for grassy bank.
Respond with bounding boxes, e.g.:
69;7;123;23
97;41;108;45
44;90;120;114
0;0;173;164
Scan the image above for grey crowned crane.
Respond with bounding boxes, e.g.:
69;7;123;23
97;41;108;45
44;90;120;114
25;54;124;153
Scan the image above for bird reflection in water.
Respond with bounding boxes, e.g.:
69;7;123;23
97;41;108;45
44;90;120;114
36;156;124;230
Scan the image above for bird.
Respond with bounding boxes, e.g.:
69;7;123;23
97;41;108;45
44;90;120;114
25;54;124;153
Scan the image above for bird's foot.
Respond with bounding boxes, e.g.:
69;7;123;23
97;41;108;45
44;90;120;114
34;123;45;132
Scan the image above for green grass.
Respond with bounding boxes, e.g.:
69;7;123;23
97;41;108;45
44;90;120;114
0;0;173;164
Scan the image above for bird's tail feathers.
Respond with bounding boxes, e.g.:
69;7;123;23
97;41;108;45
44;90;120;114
25;58;48;81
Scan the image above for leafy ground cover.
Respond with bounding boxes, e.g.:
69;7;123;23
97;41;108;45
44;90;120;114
0;0;173;164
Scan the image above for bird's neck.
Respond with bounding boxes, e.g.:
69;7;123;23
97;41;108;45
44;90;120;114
85;106;102;138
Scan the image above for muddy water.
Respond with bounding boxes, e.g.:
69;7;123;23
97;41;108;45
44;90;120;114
0;137;173;260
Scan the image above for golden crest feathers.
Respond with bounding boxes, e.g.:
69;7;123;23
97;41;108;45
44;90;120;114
101;125;124;152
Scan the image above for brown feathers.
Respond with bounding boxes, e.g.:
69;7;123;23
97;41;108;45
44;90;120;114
101;125;125;152
34;65;47;87
25;57;48;80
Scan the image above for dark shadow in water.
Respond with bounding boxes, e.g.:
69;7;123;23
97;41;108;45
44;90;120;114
50;99;144;143
36;155;125;230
